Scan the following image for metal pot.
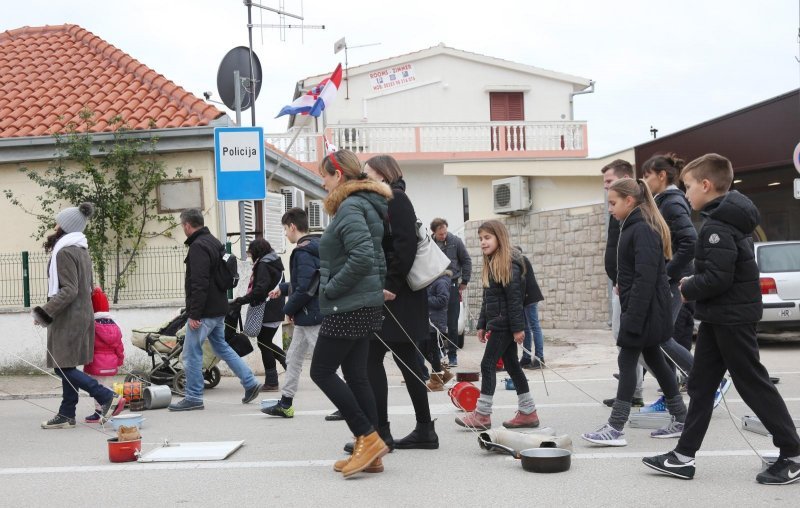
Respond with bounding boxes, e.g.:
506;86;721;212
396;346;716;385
484;442;571;473
143;384;172;410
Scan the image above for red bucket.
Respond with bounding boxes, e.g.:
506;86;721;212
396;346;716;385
448;381;480;412
107;437;141;463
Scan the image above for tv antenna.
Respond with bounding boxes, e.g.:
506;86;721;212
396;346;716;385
334;37;381;99
243;0;325;125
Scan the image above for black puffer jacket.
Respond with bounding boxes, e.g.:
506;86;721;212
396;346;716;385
184;227;229;320
616;208;673;348
604;215;621;284
521;254;544;305
680;191;762;325
379;179;429;342
235;252;286;323
477;255;526;333
279;234;322;326
655;187;697;282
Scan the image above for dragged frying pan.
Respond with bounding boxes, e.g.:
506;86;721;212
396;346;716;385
482;441;571;473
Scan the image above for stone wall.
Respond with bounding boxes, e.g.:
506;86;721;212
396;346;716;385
463;203;610;329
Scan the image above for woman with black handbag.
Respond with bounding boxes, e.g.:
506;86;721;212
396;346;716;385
358;154;438;451
232;239;287;391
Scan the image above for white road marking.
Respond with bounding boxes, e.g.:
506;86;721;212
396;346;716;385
0;449;775;476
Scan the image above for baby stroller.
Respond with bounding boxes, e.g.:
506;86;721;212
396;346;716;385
128;310;222;393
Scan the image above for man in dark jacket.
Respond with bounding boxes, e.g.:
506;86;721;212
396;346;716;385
263;208;323;418
431;217;472;366
169;209;262;411
644;154;800;485
600;160;643;407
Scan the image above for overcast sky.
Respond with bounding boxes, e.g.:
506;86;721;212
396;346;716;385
4;0;799;156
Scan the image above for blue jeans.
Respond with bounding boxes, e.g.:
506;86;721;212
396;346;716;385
54;367;114;419
521;303;544;361
183;315;258;402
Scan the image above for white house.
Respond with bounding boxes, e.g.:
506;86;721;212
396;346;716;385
269;43;594;233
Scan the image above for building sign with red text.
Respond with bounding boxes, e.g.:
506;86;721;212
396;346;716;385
369;63;416;92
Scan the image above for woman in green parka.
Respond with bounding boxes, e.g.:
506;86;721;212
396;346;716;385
309;149;393;478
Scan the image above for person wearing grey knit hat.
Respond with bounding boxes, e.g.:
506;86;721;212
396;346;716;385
33;200;126;429
56;202;94;233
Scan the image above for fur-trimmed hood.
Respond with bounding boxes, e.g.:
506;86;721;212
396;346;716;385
324;179;393;216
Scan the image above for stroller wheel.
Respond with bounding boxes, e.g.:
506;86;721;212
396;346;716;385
204;366;221;389
172;371;186;395
124;369;150;385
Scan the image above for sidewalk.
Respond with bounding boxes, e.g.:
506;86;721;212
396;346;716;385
0;328;614;399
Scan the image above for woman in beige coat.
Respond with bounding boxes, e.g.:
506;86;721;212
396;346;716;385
32;203;125;428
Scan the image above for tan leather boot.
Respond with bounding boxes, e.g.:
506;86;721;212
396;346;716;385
341;431;388;477
333;455;384;473
441;365;454;385
426;373;444;391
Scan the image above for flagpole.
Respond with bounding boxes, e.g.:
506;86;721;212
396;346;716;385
267;116;311;187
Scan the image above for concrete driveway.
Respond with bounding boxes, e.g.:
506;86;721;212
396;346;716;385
1;329;798;506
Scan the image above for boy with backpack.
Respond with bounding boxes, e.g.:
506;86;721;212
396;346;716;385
262;208;323;418
642;154;800;485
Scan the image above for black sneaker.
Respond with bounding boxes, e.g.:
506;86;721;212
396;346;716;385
242;383;263;404
642;451;695;479
41;414;76;429
603;398;615;407
756;458;800;485
325;410;344;421
168;398;205;411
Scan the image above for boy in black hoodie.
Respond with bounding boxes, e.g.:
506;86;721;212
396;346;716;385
643;154;800;485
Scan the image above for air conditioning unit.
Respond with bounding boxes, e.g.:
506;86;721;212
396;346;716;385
492;176;531;214
280;186;305;213
308;199;331;230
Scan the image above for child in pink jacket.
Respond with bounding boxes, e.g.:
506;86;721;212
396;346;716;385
84;287;124;423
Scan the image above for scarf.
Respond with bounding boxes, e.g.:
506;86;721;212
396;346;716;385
48;232;88;297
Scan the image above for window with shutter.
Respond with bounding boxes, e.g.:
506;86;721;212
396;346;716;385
489;92;526;151
263;192;286;253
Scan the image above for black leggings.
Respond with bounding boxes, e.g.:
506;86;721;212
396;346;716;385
368;339;432;424
480;330;529;396
256;326;286;373
310;334;377;437
617;344;680;403
423;332;443;372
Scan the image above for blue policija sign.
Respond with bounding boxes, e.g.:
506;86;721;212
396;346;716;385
214;127;266;201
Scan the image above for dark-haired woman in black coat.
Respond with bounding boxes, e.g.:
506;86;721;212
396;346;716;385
359;154;438;450
232;238;287;391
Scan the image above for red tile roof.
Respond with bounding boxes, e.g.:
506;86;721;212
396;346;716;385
0;24;225;138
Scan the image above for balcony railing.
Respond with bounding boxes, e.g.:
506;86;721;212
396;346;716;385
266;121;587;164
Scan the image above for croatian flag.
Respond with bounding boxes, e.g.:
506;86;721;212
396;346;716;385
276;63;343;118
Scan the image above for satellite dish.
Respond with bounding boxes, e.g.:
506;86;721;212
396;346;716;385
216;46;262;111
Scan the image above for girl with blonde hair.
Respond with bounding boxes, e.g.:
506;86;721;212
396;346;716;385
582;178;687;447
455;220;540;430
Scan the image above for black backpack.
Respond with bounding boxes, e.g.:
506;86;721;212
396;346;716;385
215;248;240;290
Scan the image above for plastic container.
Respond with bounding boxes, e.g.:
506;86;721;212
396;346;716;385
108;413;145;431
107;437;141;463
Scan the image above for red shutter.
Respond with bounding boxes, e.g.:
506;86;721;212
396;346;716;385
490;92;525;150
489;92;525;121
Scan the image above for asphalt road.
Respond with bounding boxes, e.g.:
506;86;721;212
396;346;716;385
1;329;799;507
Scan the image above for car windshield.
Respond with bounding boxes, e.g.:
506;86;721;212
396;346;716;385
758;244;800;273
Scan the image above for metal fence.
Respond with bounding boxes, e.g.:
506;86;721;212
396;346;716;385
0;246;187;307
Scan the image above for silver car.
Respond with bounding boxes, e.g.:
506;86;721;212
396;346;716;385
755;241;800;333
